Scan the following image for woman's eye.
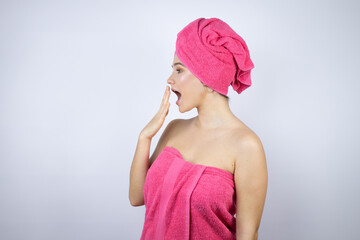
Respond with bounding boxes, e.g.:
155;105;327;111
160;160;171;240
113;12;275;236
176;69;181;73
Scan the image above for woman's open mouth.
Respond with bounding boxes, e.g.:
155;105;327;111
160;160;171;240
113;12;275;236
171;89;182;105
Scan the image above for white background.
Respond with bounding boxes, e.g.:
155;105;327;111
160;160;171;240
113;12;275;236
1;0;359;239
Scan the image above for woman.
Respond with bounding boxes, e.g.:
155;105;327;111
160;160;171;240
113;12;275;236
129;17;268;240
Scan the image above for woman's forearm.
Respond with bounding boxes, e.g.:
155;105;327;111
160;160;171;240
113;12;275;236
128;134;152;206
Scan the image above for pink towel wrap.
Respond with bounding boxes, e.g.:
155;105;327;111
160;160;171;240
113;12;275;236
140;146;236;239
175;17;255;96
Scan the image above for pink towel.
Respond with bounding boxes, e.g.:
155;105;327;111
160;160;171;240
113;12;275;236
175;17;254;96
141;146;236;239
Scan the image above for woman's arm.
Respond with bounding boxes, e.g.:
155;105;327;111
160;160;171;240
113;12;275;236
234;133;268;240
128;118;177;206
128;134;152;206
128;86;171;206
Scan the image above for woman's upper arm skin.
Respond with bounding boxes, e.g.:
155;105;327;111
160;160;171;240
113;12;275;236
234;133;268;237
148;119;180;169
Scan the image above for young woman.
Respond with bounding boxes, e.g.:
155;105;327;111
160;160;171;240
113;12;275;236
129;17;268;240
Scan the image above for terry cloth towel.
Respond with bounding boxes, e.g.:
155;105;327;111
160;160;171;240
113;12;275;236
140;146;236;240
175;17;255;96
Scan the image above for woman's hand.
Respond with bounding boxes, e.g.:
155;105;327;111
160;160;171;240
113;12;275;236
140;85;171;140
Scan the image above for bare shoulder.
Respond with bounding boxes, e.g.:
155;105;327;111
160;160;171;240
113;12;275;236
233;125;266;165
231;121;268;196
227;119;267;173
148;118;185;168
226;117;259;150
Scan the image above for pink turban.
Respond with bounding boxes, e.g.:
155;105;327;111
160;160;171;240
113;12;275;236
175;17;255;96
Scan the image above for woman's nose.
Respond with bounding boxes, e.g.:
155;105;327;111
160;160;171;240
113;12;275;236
167;76;174;85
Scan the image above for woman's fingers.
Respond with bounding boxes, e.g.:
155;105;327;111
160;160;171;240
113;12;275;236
163;86;170;104
159;85;171;113
160;102;170;122
140;86;171;139
161;86;169;102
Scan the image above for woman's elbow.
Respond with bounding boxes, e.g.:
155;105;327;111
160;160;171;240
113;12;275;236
236;231;258;240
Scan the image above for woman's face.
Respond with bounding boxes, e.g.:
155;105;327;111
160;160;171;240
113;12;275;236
167;54;206;112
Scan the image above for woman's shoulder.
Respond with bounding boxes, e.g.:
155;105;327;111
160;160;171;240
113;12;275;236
224;117;263;155
231;119;265;163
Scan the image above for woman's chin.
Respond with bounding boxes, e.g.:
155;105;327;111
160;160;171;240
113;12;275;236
176;98;192;113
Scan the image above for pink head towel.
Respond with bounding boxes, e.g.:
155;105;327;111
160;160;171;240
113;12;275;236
175;17;255;96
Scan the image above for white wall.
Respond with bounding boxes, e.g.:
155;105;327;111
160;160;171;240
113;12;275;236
0;0;359;239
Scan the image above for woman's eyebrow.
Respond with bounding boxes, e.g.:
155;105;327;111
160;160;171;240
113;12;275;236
171;62;186;68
